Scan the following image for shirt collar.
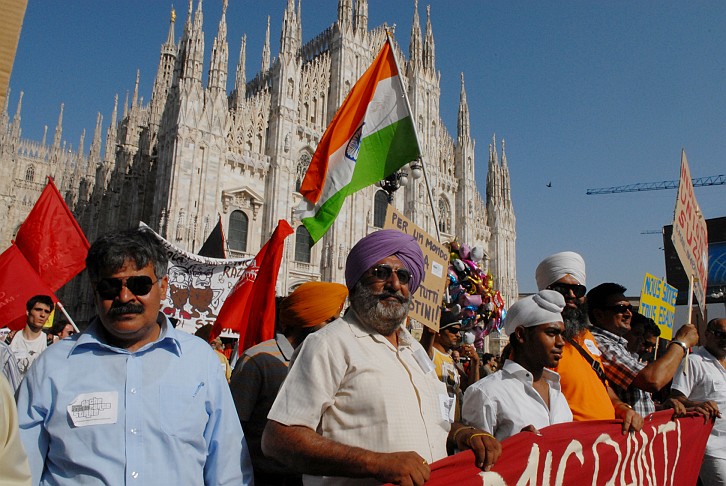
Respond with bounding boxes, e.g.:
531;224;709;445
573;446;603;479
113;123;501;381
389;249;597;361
70;313;182;357
591;325;627;345
502;359;562;388
345;308;412;350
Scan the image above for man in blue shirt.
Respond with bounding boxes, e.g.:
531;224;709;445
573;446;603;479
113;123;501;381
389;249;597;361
16;228;253;485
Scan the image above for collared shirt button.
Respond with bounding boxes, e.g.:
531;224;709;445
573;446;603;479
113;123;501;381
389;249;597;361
130;388;137;394
131;471;139;479
130;428;137;434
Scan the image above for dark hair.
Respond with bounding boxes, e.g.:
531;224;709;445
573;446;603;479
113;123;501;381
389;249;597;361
707;318;725;331
86;228;168;281
482;353;495;363
586;283;627;324
644;319;661;337
26;295;53;312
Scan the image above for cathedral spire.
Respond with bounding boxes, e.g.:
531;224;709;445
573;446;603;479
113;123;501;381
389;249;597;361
337;0;352;30
151;6;177;123
354;0;368;34
261;16;271;72
123;91;129;118
208;0;229;93
457;72;470;142
132;70;140;109
41;125;48;146
423;5;436;71
89;112;103;174
11;90;23;139
104;94;118;165
280;0;300;57
409;0;422;68
234;34;247;110
52;103;64;150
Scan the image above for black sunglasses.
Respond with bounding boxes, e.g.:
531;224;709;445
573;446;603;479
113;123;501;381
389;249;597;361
369;264;411;285
603;304;634;314
96;276;159;300
548;283;586;298
708;328;726;340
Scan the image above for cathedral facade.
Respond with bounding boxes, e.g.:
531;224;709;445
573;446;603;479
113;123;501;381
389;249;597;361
0;0;517;352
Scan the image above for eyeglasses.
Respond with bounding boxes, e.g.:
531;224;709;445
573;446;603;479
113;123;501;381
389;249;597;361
96;276;159;300
548;283;586;298
445;327;462;335
707;328;726;339
603;304;634;314
368;264;411;285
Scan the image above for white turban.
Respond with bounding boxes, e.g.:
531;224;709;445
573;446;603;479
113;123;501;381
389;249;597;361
535;251;586;290
504;290;565;336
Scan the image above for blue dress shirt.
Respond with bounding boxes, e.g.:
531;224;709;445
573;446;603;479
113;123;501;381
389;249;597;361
16;314;253;485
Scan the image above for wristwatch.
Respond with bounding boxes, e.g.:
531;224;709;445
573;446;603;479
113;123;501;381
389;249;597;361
669;340;689;353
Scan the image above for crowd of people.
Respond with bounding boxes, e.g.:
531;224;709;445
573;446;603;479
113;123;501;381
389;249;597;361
0;228;723;485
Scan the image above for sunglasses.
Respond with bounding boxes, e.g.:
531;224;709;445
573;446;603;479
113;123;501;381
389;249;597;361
548;283;586;298
708;328;726;340
96;276;159;300
368;264;411;285
603;304;634;314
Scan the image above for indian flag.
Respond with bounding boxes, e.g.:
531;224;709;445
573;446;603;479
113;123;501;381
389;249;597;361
296;38;421;243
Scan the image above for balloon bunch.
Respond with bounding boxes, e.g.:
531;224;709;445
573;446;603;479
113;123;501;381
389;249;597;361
444;241;505;342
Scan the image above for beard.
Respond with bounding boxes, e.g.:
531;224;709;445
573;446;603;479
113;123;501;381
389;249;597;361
350;282;410;336
562;302;588;341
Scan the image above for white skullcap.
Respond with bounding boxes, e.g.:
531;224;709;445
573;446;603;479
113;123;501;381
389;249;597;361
535;251;586;290
504;290;565;336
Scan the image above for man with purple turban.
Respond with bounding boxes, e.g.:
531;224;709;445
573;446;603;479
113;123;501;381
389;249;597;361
263;230;501;486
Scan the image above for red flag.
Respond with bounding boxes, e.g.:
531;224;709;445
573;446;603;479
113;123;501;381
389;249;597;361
14;178;90;291
0;245;58;330
212;220;294;350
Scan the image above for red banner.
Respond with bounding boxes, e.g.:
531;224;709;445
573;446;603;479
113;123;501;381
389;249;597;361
424;411;711;485
0;245;58;330
212;220;293;349
14;178;90;291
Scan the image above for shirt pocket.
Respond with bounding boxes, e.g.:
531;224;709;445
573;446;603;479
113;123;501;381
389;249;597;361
159;382;208;440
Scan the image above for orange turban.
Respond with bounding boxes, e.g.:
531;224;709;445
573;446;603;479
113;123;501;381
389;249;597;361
278;282;348;328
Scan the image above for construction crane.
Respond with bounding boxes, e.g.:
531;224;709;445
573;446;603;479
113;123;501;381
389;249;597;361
586;174;726;195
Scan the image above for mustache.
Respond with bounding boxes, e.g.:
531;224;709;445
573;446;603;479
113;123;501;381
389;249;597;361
377;291;407;304
108;303;144;316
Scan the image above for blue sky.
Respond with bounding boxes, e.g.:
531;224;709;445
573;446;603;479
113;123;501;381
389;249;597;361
8;1;726;299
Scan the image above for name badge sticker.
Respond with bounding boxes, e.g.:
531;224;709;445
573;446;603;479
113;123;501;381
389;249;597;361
584;339;602;356
67;391;118;427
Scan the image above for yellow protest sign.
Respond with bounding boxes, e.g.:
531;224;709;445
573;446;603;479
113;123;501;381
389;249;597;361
383;205;447;331
639;273;678;340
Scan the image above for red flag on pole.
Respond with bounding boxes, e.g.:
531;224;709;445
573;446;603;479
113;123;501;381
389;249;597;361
14;178;90;291
0;245;58;330
212;220;294;350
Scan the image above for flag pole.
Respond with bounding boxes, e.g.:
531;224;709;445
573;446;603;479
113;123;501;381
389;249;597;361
385;31;442;242
684;274;694;378
56;301;80;333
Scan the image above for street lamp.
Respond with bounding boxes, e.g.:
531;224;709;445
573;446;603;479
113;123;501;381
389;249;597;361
377;159;423;202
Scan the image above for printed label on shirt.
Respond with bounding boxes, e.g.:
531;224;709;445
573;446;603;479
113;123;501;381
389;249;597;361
584;339;601;356
67;391;118;427
439;393;456;423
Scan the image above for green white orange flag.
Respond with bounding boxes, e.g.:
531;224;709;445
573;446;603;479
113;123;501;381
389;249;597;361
296;37;421;243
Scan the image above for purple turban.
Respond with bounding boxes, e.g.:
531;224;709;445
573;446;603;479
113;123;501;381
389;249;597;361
345;229;425;292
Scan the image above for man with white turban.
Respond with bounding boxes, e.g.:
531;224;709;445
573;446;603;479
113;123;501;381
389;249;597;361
462;290;573;441
536;252;643;434
263;230;501;486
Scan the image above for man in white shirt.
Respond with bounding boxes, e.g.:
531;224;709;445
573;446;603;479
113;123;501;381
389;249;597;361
462;290;573;441
263;229;501;486
671;317;725;485
10;295;52;378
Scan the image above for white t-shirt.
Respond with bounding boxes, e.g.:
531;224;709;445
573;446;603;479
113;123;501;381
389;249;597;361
10;331;47;377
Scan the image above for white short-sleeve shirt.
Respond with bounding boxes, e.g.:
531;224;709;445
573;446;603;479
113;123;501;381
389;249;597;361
268;310;450;485
461;359;573;441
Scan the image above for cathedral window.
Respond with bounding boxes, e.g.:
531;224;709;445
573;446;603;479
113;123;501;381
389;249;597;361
438;196;451;234
373;190;388;228
25;165;35;182
295;226;313;263
295;152;312;192
228;210;249;252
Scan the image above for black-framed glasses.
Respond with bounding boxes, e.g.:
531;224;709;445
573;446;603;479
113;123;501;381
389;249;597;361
707;328;726;339
95;276;159;300
548;283;586;299
368;264;411;285
603;304;634;314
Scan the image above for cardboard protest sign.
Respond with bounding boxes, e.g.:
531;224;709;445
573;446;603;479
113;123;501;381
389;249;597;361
671;150;708;318
639;273;678;340
383;205;447;331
